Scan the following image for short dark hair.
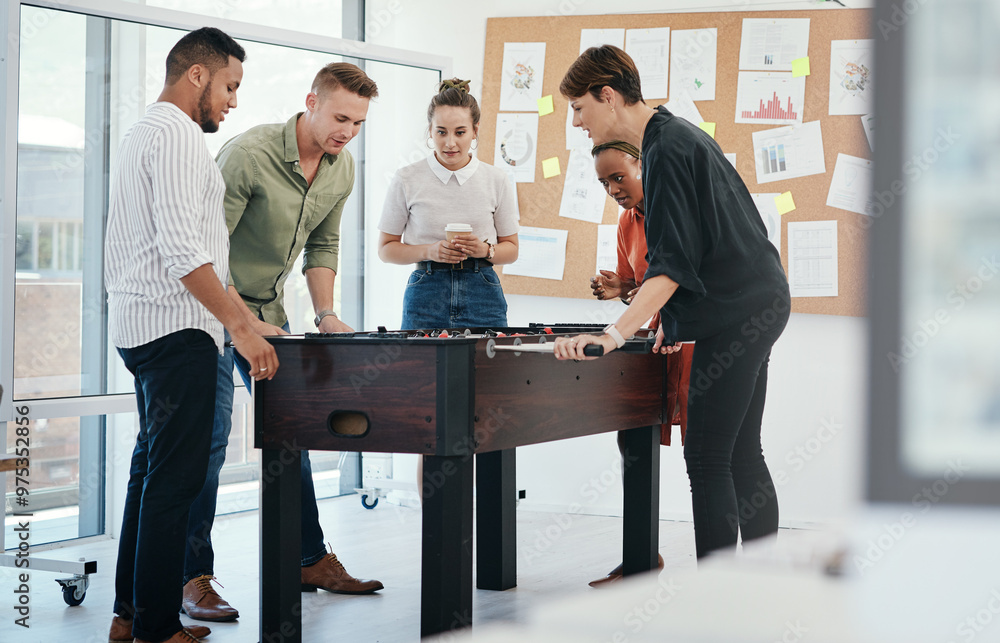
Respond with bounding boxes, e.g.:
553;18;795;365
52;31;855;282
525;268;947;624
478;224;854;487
559;45;644;106
312;62;379;99
427;78;481;127
165;27;246;84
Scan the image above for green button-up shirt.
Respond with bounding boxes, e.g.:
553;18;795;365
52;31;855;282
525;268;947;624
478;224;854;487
217;112;354;327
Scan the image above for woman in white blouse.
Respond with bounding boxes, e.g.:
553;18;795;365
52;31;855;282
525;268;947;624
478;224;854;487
378;78;519;330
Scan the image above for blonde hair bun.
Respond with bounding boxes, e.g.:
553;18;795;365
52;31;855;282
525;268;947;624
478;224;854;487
439;78;471;94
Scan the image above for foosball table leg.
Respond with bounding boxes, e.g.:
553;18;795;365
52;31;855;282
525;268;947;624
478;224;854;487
260;447;303;643
476;448;517;590
621;425;661;577
421;454;474;637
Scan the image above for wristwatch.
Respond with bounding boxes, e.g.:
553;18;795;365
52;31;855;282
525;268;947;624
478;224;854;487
486;243;496;260
314;309;338;327
603;323;627;349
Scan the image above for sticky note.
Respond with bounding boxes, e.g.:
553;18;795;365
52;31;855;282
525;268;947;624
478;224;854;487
537;95;554;116
699;122;716;139
542;157;561;178
791;57;811;78
775;192;796;215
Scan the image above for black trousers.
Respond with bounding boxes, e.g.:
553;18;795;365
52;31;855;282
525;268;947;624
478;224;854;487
683;300;789;558
114;329;217;641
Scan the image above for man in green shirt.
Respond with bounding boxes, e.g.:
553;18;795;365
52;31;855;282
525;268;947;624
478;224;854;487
180;63;383;623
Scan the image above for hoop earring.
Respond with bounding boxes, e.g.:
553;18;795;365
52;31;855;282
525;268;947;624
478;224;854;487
471;139;479;151
426;137;434;149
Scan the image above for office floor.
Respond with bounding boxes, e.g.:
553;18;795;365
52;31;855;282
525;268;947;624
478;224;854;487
0;496;806;642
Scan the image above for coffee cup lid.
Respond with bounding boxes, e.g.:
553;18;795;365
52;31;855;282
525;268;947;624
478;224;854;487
445;223;473;231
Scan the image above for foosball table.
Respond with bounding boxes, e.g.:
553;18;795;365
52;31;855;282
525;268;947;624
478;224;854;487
254;324;668;640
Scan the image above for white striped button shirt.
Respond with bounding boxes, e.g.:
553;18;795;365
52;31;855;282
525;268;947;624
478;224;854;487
105;102;229;352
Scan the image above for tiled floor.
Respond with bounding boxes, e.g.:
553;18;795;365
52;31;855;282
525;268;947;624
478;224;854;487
1;496;710;642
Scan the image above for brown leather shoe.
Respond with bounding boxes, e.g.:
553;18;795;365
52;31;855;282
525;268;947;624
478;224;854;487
588;553;665;588
135;628;203;643
108;615;210;642
181;575;239;622
301;548;384;595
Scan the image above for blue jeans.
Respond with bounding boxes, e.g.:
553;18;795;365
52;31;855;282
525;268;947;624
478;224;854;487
183;323;328;578
401;261;508;329
181;340;235;583
683;300;789;559
114;329;217;641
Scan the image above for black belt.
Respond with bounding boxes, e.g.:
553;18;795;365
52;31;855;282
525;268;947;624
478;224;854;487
416;258;493;271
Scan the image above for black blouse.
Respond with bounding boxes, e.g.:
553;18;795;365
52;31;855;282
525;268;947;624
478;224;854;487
641;106;790;342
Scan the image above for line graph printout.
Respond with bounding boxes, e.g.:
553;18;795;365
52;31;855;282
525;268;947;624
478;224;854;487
735;72;805;125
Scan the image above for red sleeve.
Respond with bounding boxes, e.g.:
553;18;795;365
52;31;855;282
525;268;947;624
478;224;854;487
616;212;636;284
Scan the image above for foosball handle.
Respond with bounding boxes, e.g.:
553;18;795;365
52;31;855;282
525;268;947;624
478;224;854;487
583;344;604;357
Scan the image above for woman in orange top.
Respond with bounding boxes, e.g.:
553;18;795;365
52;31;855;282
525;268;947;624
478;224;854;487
590;140;648;308
587;140;693;587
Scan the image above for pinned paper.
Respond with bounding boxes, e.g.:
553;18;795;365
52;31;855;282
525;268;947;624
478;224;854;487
537;95;554;116
792;57;811;78
542;157;561;178
775;191;796;215
699;122;716;138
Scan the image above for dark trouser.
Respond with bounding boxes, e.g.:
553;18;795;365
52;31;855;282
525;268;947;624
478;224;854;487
683;301;789;559
114;329;217;641
183;322;328;577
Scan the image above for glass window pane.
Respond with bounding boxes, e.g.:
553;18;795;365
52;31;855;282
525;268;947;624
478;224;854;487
899;0;1000;476
14;7;126;399
15;221;33;270
4;413;112;546
143;0;343;38
35;221;54;270
363;60;443;329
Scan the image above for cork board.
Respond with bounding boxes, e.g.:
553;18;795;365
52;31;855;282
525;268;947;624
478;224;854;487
481;8;871;317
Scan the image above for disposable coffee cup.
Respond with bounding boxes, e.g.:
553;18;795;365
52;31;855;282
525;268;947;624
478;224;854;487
445;223;473;242
445;223;473;268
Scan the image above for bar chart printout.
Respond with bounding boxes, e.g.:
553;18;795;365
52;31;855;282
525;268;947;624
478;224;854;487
735;71;805;125
760;142;787;175
743;92;797;122
751;121;826;184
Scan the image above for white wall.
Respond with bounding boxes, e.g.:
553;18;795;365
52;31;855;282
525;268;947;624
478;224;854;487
367;0;873;528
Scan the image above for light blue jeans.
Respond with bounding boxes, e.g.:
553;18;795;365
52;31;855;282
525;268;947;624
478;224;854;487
401;260;508;329
183;322;327;582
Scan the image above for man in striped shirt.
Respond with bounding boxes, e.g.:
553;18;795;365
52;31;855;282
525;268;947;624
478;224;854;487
104;27;278;643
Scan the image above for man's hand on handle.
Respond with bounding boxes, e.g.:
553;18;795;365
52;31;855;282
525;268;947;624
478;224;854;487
317;315;354;334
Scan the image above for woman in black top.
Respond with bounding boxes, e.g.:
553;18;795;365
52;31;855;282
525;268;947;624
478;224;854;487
556;45;791;559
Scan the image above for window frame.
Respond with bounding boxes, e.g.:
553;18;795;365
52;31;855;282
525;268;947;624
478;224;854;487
1;0;451;422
